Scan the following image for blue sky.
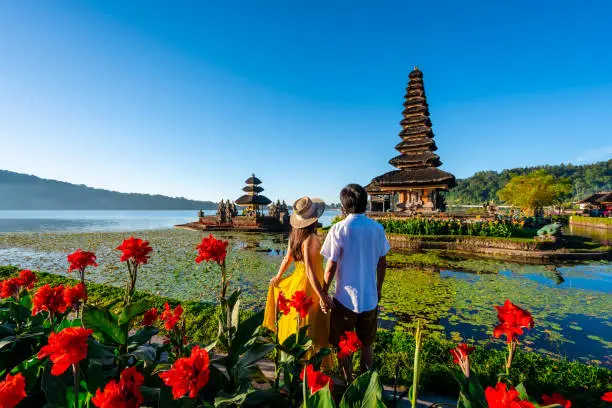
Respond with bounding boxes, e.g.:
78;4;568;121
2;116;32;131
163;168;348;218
1;1;611;204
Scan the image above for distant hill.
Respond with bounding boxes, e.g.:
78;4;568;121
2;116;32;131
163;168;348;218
0;170;217;210
445;159;612;205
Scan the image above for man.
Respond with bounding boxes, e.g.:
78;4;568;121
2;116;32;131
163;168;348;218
320;183;390;382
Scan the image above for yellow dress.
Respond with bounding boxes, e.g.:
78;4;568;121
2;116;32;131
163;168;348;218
263;254;331;364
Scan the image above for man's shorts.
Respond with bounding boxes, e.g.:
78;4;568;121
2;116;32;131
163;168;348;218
329;298;378;348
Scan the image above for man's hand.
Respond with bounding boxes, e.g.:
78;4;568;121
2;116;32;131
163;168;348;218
320;293;334;314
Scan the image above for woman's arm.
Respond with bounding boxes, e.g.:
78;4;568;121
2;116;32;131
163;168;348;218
302;236;326;299
270;242;293;286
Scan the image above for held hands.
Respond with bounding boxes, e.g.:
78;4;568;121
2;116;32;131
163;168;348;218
320;293;334;314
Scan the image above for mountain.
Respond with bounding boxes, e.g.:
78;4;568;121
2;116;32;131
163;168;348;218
0;170;217;210
445;159;612;205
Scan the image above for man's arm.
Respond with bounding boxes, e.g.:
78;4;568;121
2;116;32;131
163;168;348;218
323;259;337;293
376;255;386;301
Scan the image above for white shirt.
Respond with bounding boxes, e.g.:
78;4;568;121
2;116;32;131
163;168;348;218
320;213;391;313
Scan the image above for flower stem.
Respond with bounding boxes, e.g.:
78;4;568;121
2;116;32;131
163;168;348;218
72;363;79;408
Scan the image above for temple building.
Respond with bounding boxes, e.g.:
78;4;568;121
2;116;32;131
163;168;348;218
366;67;456;213
180;173;289;232
235;174;272;216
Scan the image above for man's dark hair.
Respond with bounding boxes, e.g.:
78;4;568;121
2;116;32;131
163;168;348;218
340;184;368;214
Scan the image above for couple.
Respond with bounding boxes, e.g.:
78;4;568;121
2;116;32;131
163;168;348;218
263;184;390;380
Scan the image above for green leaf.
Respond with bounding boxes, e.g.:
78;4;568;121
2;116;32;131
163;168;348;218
304;386;336;408
41;360;67;406
130;344;158;362
10;355;44;393
339;370;385;408
86;338;115;359
515;383;529;400
85;359;105;394
127;326;159;348
118;300;150;326
82;306;123;345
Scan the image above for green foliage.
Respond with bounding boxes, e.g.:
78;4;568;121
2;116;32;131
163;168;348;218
446;159;612;205
496;170;572;215
373;330;611;407
377;217;528;238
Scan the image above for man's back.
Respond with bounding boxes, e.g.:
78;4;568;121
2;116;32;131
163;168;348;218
321;213;390;313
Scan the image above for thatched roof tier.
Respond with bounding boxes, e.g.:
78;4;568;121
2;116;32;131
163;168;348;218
235;194;272;206
389;152;441;168
245;175;262;185
402;105;429;116
242;185;264;193
399;126;433;138
395;139;437;151
400;116;431;127
403;97;426;106
370;168;456;188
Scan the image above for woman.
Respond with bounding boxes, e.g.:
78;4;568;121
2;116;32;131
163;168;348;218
263;196;331;359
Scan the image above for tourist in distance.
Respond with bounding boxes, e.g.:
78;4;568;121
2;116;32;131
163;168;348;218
320;184;391;383
263;196;332;367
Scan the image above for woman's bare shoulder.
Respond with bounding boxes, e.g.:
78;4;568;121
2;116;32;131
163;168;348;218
302;233;321;253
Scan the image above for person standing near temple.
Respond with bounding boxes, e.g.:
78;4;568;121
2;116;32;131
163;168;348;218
320;184;390;382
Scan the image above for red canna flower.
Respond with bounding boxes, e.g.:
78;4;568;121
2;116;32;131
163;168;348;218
92;366;144;408
0;270;37;300
450;343;475;378
142;307;158;326
0;372;27;408
290;291;313;318
277;292;291;315
602;392;612;403
63;283;87;309
484;382;535;408
67;249;98;273
300;364;333;394
0;278;21;299
161;303;183;331
542;393;571;408
116;237;153;265
17;269;36;289
159;345;210;399
337;331;363;359
493;300;534;343
195;234;228;265
450;343;475;365
31;284;69;316
37;327;93;376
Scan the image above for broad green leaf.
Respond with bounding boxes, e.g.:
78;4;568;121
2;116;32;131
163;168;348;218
118;300;150;326
41;360;67;406
127;326;159;348
85;359;105;394
82;306;123;345
10;355;44;393
130;343;157;361
303;386;336;408
515;383;529;400
339;370;385;408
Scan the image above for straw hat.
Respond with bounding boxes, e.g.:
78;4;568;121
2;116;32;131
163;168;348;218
290;196;326;228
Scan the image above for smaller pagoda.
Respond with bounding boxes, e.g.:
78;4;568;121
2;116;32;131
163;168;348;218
235;174;272;216
176;174;290;232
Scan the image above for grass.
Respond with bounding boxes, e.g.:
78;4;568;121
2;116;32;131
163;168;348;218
571;215;612;226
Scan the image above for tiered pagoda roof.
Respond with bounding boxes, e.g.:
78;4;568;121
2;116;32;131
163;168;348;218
235;174;272;206
367;67;456;190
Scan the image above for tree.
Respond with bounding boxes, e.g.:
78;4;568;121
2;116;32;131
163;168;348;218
496;170;572;216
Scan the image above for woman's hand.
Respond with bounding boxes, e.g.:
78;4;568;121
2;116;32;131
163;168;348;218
269;275;281;286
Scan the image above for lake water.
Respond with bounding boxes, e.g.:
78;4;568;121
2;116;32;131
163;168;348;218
0;209;341;233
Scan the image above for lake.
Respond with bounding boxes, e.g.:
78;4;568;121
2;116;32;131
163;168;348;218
0;209;342;233
0;211;610;367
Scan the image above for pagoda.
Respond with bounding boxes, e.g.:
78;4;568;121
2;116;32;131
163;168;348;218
234;174;272;216
366;67;456;213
